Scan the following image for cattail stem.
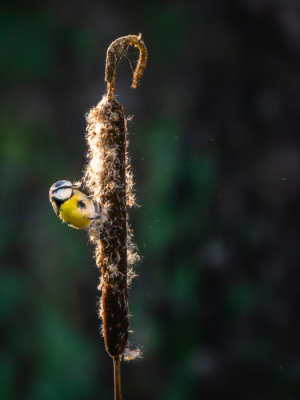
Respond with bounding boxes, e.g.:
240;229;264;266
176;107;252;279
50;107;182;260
113;356;121;400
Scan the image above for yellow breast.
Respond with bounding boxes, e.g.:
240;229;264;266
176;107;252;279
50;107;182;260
59;190;95;229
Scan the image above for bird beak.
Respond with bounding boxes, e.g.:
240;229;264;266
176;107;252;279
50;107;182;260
72;182;82;189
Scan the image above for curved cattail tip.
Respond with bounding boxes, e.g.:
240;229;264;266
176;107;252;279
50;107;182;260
105;34;148;98
131;79;139;89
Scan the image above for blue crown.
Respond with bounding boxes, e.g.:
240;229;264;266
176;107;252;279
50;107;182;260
51;180;72;192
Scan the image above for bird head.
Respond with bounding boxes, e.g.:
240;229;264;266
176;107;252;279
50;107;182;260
49;180;81;202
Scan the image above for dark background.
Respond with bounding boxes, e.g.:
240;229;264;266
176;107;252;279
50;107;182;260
1;0;300;399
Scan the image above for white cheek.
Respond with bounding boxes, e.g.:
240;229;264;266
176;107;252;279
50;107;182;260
55;188;72;200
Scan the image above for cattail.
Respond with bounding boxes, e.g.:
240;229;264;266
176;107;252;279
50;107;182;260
83;35;147;399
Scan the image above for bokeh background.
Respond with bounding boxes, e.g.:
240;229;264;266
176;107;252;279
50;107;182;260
1;0;300;399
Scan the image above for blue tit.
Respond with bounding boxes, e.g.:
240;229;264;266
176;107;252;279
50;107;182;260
49;180;97;229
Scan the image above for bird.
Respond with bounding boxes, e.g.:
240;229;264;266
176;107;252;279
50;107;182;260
49;180;98;229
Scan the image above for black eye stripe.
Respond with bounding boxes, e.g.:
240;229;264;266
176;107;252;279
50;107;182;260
52;186;72;194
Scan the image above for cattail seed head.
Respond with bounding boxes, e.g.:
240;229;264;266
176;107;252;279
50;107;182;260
83;35;147;359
